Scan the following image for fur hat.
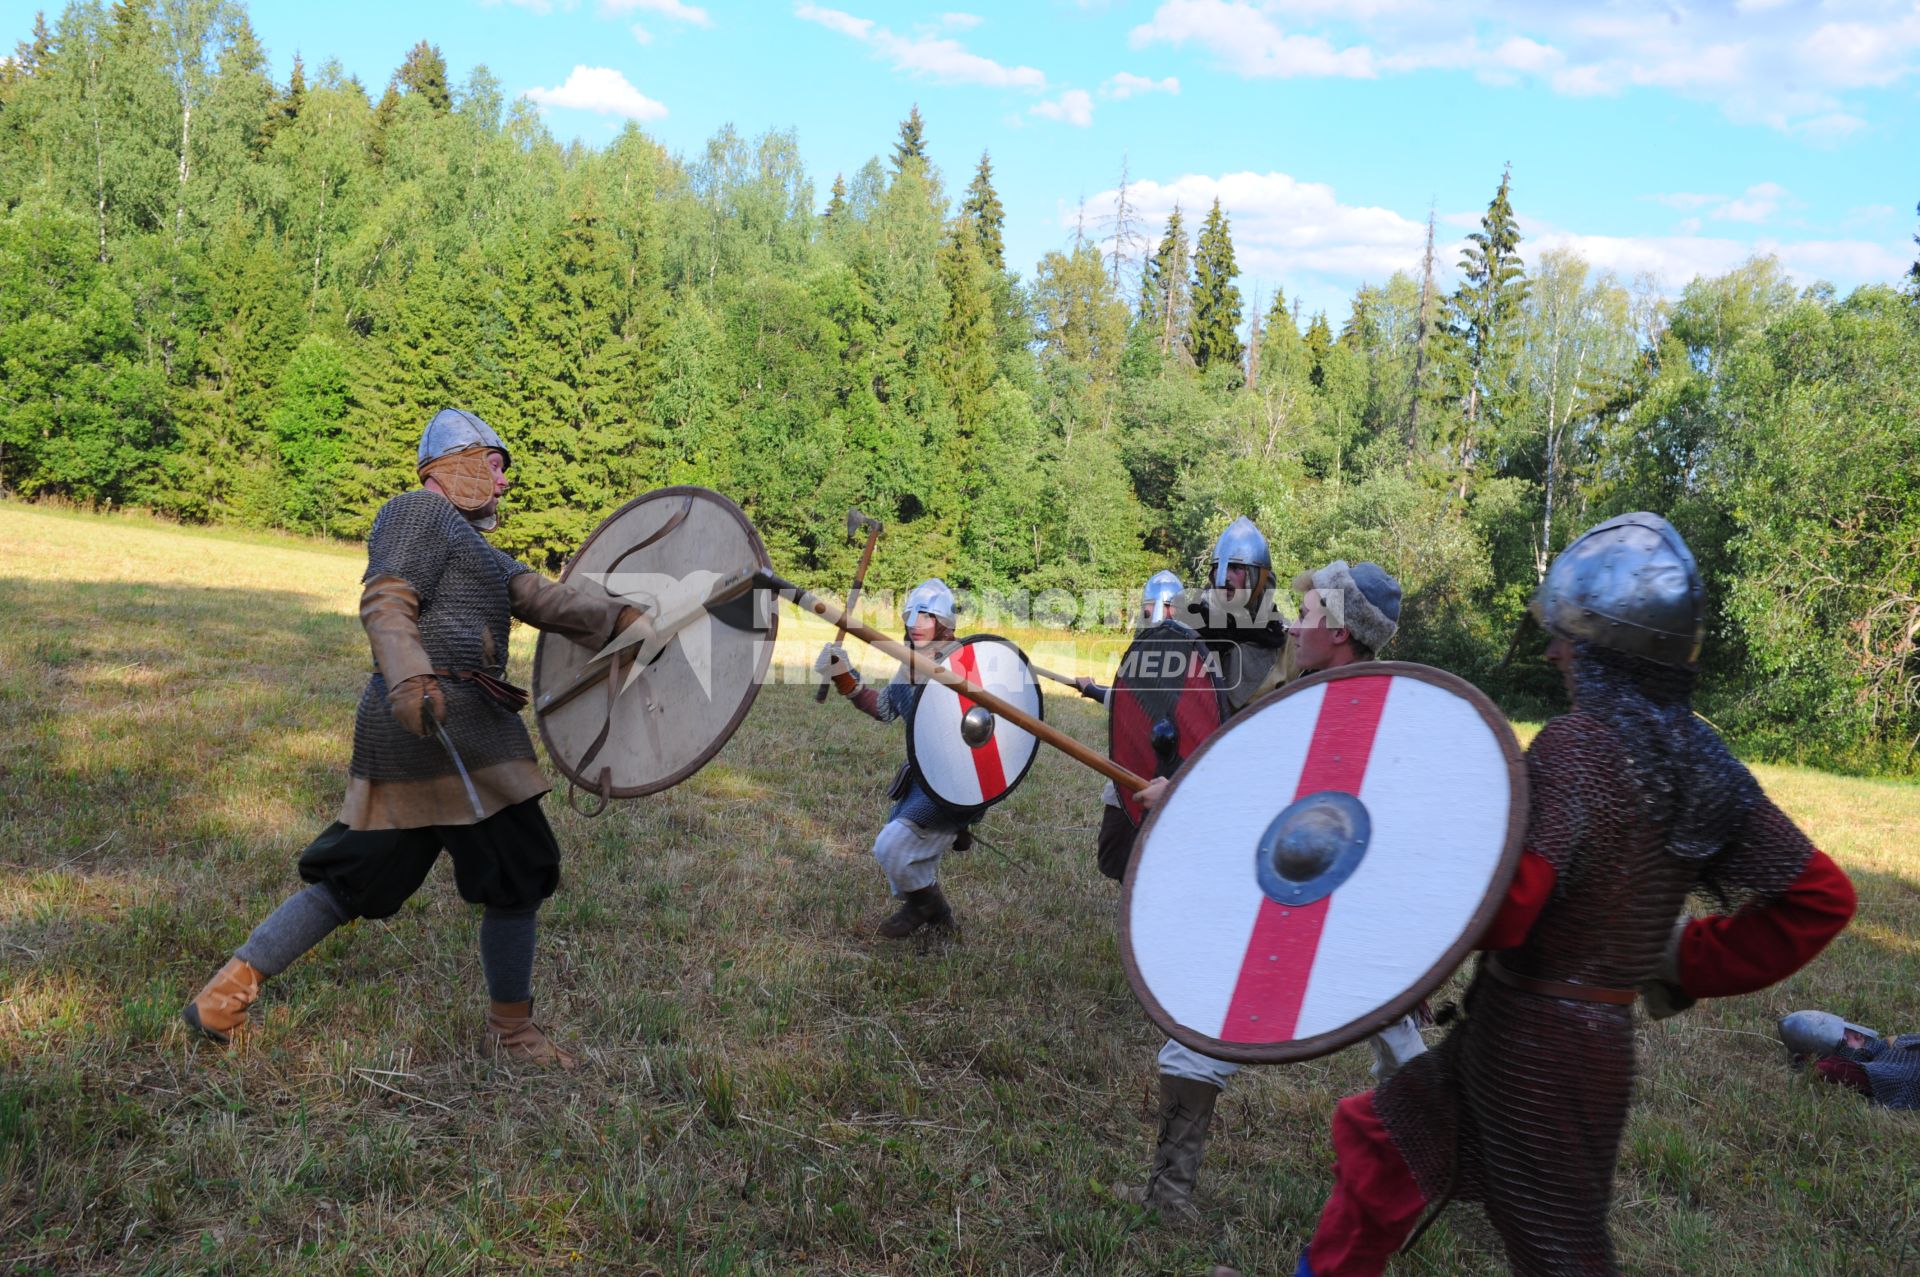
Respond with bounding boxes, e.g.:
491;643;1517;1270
1291;559;1402;653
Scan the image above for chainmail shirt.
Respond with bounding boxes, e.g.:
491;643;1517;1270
1846;1035;1920;1109
1374;698;1816;1275
348;490;536;784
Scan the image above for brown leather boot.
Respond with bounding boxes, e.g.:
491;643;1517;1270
876;884;954;939
484;999;579;1070
1114;1073;1220;1223
182;957;265;1046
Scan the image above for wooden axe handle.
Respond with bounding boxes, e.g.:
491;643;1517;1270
817;515;884;703
764;570;1148;794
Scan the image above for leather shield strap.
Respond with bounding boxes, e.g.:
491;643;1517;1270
1484;953;1638;1005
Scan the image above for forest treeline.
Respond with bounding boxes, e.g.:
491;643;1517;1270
1;4;1916;773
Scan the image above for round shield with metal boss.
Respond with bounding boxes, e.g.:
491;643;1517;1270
533;486;776;810
1122;662;1526;1064
1109;618;1228;826
907;635;1043;815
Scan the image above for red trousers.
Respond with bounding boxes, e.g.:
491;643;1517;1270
1306;1092;1428;1276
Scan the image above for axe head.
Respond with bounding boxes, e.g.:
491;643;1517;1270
847;507;882;542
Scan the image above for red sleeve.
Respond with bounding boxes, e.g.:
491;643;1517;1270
847;685;887;721
1677;850;1855;998
1478;849;1558;950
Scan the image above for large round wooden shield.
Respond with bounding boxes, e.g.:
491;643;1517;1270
907;635;1043;815
1108;619;1228;826
533;487;775;801
1122;662;1525;1064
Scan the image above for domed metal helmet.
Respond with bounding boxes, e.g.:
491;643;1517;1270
1778;1010;1879;1059
1531;512;1705;667
1140;570;1184;624
1207;516;1273;604
902;578;957;628
418;408;510;471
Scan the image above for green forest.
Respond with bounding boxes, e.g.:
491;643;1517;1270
1;3;1916;773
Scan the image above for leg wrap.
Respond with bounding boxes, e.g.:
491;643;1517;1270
479;904;539;1004
235;884;350;977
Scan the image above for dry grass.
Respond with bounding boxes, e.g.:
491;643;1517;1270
1;501;1916;1275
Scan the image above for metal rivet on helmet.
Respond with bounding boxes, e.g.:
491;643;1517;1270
1530;512;1704;666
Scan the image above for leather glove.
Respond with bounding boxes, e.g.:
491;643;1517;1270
1075;676;1105;701
389;673;447;737
814;642;860;694
1641;915;1697;1021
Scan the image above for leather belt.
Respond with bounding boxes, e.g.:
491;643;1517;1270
1484;954;1638;1005
435;667;530;712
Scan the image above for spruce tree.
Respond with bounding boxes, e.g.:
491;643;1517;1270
396;40;451;112
962;150;1005;271
1188;197;1243;372
2;12;52;90
1447;163;1528;497
1138;204;1191;360
258;53;305;150
1909;200;1920;292
823;172;847;222
1304;312;1333;387
890;103;926;173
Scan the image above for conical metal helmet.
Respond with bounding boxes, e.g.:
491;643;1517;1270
1208;516;1271;588
1531;512;1705;666
1141;570;1184;622
902;578;957;627
417;408;510;471
1779;1010;1878;1058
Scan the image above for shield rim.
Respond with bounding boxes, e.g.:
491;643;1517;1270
905;633;1045;818
532;485;777;799
1108;617;1230;828
1118;659;1528;1065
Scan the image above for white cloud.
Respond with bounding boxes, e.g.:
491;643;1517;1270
1527;226;1909;295
602;0;712;25
940;11;982;29
1843;203;1898;228
524;66;668;119
1129;0;1377;78
1077;166;1906;319
795;3;1046;89
1713;182;1790;224
1031;88;1096;125
1125;1;1920;138
1105;71;1181;98
1081;170;1439;295
631;22;652;42
1646;184;1796;227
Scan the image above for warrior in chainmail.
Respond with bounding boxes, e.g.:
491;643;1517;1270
1260;513;1857;1277
1779;1010;1920;1110
1120;550;1429;1223
1086;569;1187;882
815;579;971;938
182;409;649;1068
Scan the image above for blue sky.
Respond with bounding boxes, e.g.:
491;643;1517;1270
64;0;1920;319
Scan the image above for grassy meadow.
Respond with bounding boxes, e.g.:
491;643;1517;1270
1;501;1916;1276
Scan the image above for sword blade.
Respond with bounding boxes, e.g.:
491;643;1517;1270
434;721;487;820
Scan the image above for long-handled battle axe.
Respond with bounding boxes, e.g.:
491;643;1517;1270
816;507;885;702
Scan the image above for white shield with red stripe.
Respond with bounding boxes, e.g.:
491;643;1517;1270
908;636;1044;815
1122;662;1526;1064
